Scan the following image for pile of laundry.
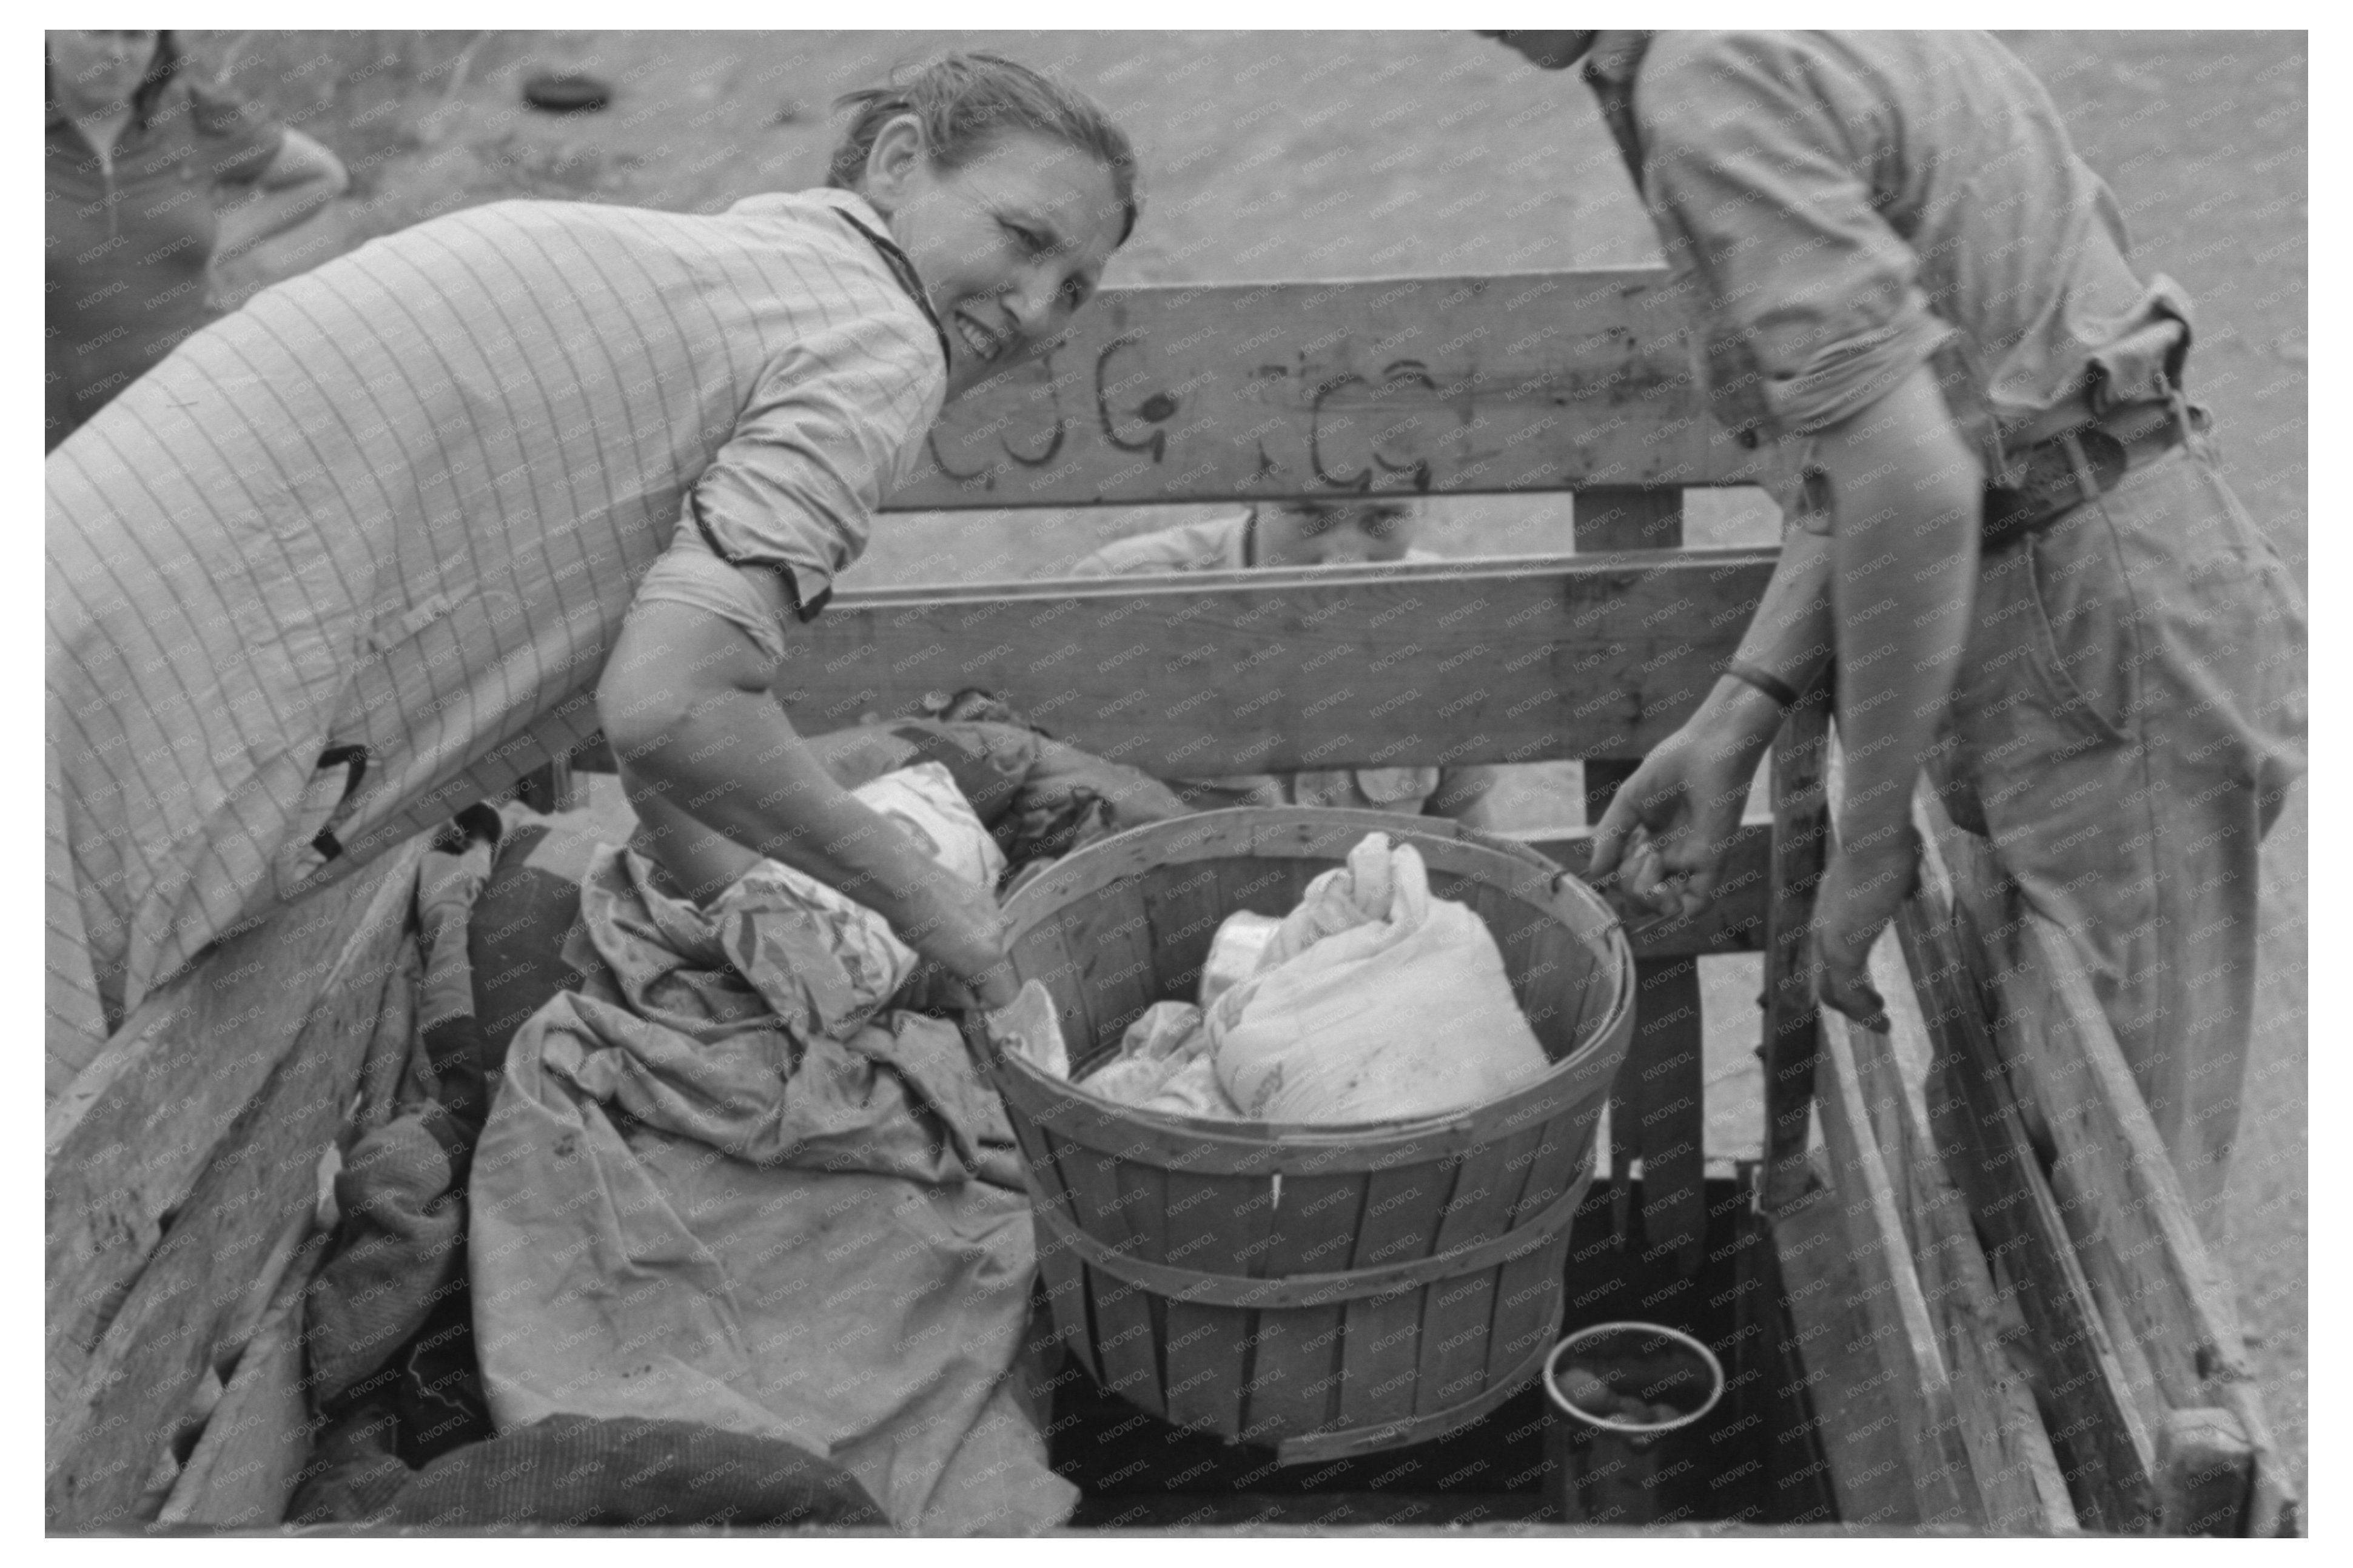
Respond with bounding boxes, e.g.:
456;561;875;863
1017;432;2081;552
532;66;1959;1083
292;703;1187;1533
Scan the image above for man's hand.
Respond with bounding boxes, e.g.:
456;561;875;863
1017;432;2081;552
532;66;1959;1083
1588;678;1784;922
1807;824;1921;1031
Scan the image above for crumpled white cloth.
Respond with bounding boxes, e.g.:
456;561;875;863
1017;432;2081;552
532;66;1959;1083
1076;1000;1238;1119
1205;833;1549;1123
469;769;1073;1534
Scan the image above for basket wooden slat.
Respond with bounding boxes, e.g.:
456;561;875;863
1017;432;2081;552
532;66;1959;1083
969;808;1637;1462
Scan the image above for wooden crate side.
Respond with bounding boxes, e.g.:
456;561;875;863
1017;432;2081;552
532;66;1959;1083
1767;1185;1922;1527
1915;804;2297;1536
44;842;416;1396
1813;1010;1982;1528
156;1237;331;1528
1858;937;2078;1533
889;270;1766;511
45;873;412;1531
786;552;1774;774
1891;890;2161;1532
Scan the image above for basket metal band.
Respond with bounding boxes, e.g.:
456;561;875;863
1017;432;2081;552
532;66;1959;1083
1030;1168;1590;1312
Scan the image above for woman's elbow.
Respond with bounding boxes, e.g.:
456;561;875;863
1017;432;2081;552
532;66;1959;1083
597;660;693;771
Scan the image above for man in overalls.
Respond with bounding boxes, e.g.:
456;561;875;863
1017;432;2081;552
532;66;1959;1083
1490;31;2304;1218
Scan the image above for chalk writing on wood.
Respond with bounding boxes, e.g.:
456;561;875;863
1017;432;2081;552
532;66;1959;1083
891;272;1767;508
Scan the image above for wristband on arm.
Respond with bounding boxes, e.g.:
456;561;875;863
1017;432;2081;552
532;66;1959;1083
1720;658;1802;710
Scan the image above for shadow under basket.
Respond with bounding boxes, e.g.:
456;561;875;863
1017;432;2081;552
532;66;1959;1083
964;807;1637;1463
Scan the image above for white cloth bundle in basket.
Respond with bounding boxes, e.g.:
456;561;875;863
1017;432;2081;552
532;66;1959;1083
1204;832;1549;1122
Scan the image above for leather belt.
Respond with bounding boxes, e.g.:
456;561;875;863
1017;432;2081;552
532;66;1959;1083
1982;396;2192;551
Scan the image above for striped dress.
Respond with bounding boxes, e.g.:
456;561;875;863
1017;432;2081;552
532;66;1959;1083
46;187;946;1093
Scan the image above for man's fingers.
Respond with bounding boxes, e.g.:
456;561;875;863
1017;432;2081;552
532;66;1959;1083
1586;796;1640;879
1809;944;1889;1033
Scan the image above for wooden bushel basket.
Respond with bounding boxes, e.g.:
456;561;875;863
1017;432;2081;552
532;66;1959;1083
964;808;1637;1463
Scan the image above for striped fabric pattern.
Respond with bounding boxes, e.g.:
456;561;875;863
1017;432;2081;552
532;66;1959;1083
46;188;944;1093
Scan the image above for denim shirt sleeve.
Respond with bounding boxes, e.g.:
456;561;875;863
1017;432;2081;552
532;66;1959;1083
1634;33;1956;441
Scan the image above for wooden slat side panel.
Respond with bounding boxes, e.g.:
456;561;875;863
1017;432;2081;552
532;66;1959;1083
1623;960;1707;1275
1891;890;2161;1533
1813;1012;1982;1528
45;900;408;1531
787;553;1775;774
45;843;415;1399
156;1238;330;1527
1861;937;2076;1533
891;271;1768;510
1914;799;2294;1535
1767;1186;1924;1527
2001;922;2263;1406
2157;1409;2255;1536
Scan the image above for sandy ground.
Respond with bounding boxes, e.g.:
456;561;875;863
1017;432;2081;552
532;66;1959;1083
199;27;2308;1499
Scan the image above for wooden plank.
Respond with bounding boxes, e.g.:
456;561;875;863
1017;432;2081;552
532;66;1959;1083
1891;887;2161;1532
785;551;1776;774
44;837;422;1444
1574;489;1704;1276
46;848;417;1530
2011;911;2254;1406
1858;934;2076;1533
1762;683;1831;1209
890;270;1768;511
1766;1184;1922;1527
1617;964;1705;1274
1813;1007;1981;1527
2157;1408;2253;1536
1914;802;2295;1535
156;1238;329;1527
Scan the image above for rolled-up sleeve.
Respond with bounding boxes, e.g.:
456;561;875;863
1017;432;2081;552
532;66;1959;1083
1636;33;1956;438
669;307;941;633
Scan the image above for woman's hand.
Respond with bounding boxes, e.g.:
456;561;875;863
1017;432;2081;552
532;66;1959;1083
1587;678;1784;922
885;860;1018;1009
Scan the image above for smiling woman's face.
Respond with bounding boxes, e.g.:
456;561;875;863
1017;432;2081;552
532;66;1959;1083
861;121;1125;398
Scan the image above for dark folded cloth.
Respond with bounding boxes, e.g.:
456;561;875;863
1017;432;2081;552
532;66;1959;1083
290;1412;883;1529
